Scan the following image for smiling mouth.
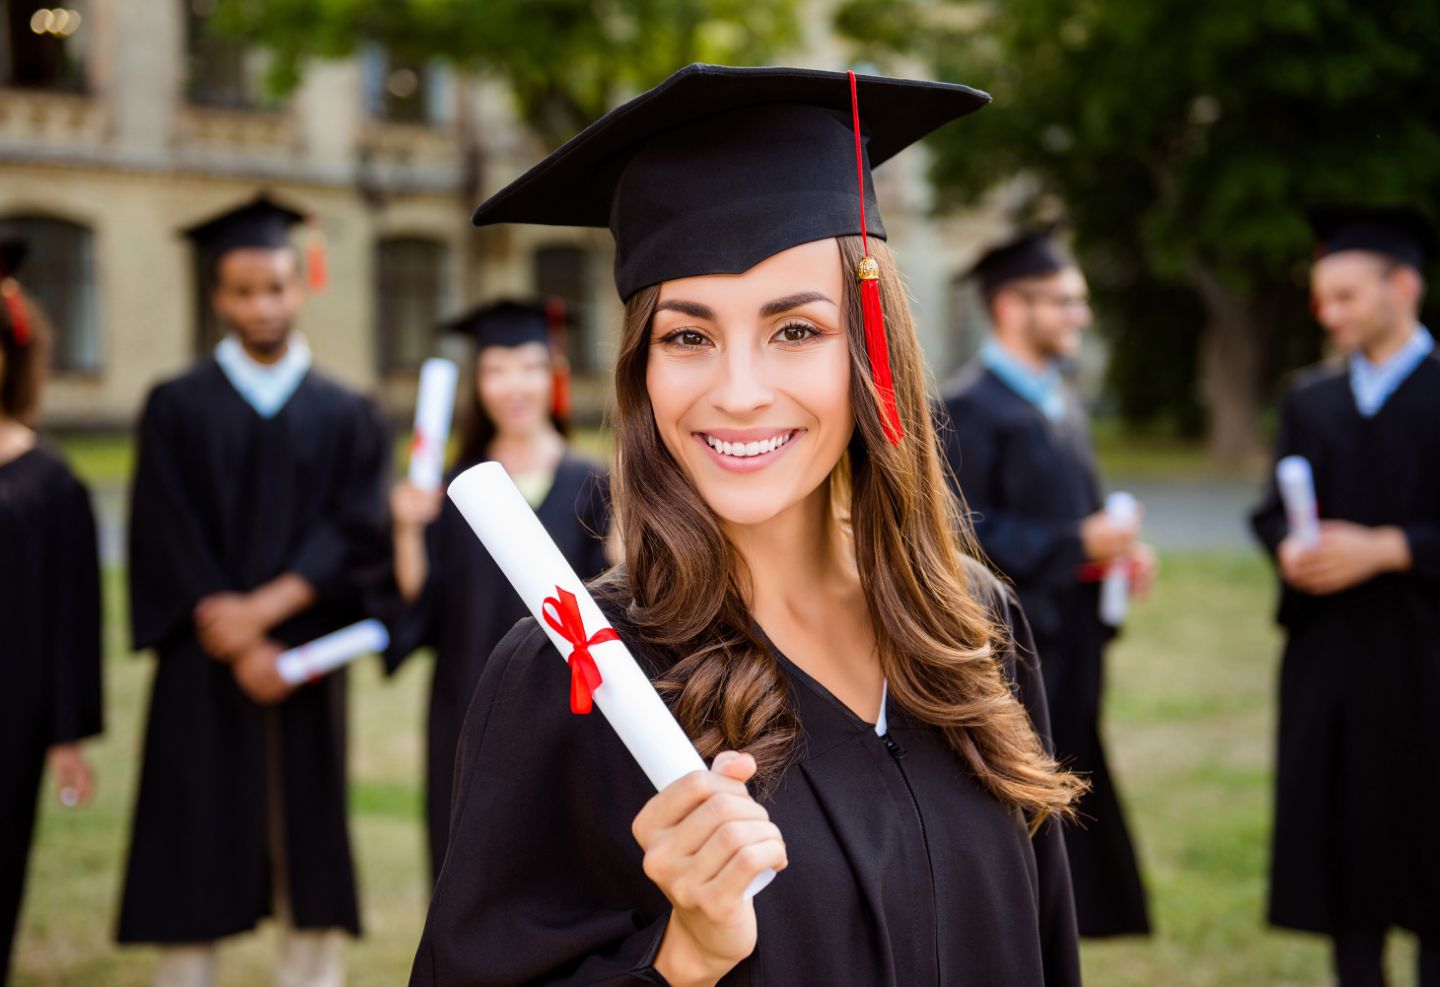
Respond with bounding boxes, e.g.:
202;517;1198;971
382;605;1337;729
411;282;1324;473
698;430;800;459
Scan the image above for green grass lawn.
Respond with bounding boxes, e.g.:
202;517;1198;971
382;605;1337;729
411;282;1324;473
12;554;1415;986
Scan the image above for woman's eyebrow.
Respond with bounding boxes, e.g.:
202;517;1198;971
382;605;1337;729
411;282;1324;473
759;291;835;317
654;299;715;319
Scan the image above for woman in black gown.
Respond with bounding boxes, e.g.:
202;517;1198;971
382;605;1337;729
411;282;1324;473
388;299;610;881
409;66;1085;986
0;247;102;986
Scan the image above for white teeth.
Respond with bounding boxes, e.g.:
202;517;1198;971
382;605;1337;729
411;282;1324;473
703;431;794;458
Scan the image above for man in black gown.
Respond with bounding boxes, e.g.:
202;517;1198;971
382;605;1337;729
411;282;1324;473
117;196;390;986
1250;204;1440;987
940;229;1153;937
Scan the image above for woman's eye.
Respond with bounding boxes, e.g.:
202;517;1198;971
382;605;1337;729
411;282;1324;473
774;321;818;344
659;328;711;348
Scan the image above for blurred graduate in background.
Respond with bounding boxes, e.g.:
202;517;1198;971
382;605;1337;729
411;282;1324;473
940;228;1154;938
1251;204;1440;987
117;196;390;987
0;239;103;987
385;298;610;883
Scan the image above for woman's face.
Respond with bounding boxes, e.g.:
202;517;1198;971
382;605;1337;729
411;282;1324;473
646;238;853;528
476;341;553;437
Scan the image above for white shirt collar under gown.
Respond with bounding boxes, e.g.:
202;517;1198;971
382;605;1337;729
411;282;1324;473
1348;325;1433;418
214;333;314;419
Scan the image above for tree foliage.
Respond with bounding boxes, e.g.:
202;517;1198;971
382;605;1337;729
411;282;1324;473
839;0;1440;452
213;0;799;146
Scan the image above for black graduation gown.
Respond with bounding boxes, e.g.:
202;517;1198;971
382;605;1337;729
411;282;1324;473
385;454;610;881
940;362;1151;938
118;360;390;944
408;570;1082;986
1250;355;1440;940
0;445;102;984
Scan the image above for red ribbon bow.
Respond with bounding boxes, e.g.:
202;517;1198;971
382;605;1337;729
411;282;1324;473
542;586;618;715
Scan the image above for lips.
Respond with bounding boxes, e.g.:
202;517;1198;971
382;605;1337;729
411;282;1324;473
692;428;804;474
700;430;797;459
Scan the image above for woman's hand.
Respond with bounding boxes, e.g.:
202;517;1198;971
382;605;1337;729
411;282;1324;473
48;743;95;808
391;481;444;530
634;751;787;987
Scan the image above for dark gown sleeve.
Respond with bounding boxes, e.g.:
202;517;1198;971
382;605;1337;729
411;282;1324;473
44;469;104;744
1249;389;1299;558
381;504;448;675
944;397;1087;591
128;385;232;651
410;619;672;987
288;397;391;601
991;579;1083;987
1401;520;1440;580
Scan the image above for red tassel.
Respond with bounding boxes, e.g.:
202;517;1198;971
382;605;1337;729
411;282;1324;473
545;297;572;421
1;279;29;347
848;71;903;446
305;221;328;293
859;260;902;444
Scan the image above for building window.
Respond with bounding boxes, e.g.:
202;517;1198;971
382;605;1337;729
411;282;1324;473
1;0;90;92
533;245;595;372
183;0;273;109
945;269;988;375
0;215;100;374
376;237;447;376
361;44;452;125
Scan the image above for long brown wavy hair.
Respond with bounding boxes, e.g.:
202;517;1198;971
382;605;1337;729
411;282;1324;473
601;235;1085;825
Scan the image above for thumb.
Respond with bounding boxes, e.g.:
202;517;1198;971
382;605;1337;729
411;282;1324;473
711;750;758;783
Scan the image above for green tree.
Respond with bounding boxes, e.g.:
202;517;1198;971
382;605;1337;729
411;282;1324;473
213;0;799;147
840;0;1440;460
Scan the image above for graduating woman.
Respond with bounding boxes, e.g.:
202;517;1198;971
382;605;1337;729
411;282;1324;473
388;300;610;881
0;242;102;986
411;65;1085;986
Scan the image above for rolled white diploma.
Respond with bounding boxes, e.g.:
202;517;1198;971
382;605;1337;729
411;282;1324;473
276;619;390;685
1276;455;1320;550
407;358;460;492
447;461;774;896
1099;491;1138;627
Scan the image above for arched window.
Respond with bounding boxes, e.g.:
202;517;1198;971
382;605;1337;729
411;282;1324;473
533;244;595;372
376;236;448;376
0;214;100;373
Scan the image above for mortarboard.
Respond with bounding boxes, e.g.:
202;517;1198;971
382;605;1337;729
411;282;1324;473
969;226;1076;298
183;193;328;291
1307;203;1437;271
470;63;990;445
443;298;576;419
0;237;30;346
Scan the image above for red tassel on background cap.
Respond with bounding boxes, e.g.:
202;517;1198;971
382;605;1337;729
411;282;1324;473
848;71;903;446
305;219;328;293
546;296;572;421
0;277;29;347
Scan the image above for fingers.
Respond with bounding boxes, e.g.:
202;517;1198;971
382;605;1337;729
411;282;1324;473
701;835;788;909
633;760;756;844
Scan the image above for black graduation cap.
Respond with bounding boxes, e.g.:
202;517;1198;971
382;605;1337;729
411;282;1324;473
441;298;575;349
1307;203;1438;270
470;63;990;301
182;194;308;266
969;226;1075;298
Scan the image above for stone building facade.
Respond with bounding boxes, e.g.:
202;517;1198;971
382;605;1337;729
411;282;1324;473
0;0;1001;429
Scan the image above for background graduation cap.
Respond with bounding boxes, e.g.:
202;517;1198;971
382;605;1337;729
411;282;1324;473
1307;203;1438;271
183;193;328;292
0;237;30;346
443;298;576;420
471;63;991;445
968;225;1076;299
